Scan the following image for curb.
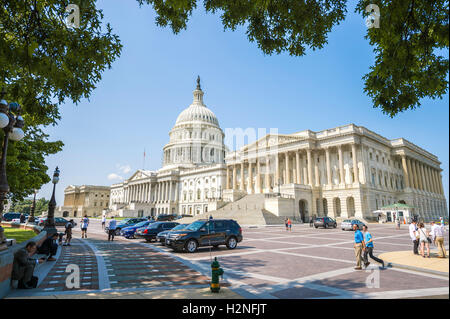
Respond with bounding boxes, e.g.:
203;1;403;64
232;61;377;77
387;262;449;277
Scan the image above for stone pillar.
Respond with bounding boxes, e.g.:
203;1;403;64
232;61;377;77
314;153;320;187
411;159;418;189
174;182;179;202
240;162;245;191
285;152;290;184
232;164;237;190
307;149;313;186
166;182;170;202
338;146;344;185
275;153;280;186
148;183;152;202
415;161;423;190
302;154;308;186
424;166;431;192
401;155;410;188
419;163;426;192
256;158;261;193
438;172;444;195
265;155;270;191
226;166;230;189
432;169;439;194
169;181;173;202
325;148;332;186
295;151;300;184
157;183;161;202
352;144;359;184
248;161;254;194
406;158;414;189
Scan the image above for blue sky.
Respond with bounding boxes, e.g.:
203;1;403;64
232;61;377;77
36;0;449;209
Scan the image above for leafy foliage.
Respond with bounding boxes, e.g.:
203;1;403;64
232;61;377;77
138;0;449;116
0;0;122;202
10;197;49;216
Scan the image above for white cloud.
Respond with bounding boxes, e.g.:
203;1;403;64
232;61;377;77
107;173;123;181
116;164;131;174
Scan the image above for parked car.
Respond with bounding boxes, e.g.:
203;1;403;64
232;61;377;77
2;212;28;222
166;219;243;253
135;222;179;242
156;214;178;221
341;219;366;231
120;220;154;239
105;217;147;235
314;217;337;229
156;223;189;245
175;215;193;220
38;217;73;227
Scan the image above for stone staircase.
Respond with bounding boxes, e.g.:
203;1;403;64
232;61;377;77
178;194;300;226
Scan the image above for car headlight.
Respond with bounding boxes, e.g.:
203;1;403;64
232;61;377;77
173;233;188;239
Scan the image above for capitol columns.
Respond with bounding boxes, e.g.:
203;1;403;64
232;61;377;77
285;152;290;184
240;162;245;191
401;155;410;188
306;148;313;186
226;165;230;189
406;157;414;189
338;145;345;185
232;164;237;190
325;147;332;186
256;157;261;193
265;155;270;191
169;181;173;202
275;153;280;186
248;160;254;194
420;164;427;192
295;150;301;184
351;143;359;184
314;152;320;187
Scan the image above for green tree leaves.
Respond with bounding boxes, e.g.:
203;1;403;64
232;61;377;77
138;0;448;116
0;0;122;202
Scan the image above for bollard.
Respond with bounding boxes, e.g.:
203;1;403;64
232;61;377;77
210;257;224;293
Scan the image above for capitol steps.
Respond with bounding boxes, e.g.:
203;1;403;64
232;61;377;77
178;194;300;226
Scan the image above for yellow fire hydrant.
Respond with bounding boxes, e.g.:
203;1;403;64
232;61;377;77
210;257;224;293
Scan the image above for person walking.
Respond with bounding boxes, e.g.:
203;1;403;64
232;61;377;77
309;216;314;228
101;213;106;230
80;215;89;239
285;217;289;231
353;223;365;270
287;218;292;232
108;216;117;241
396;216;401;230
20;213;26;224
362;225;385;268
417;222;431;258
64;219;74;246
440;217;445;227
409;219;419;255
431;221;446;258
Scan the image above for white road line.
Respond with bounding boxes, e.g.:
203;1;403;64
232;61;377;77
83;240;110;290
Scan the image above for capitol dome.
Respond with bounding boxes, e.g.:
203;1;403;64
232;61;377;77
174;76;219;127
162;76;226;168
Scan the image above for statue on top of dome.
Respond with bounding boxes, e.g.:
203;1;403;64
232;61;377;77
196;75;201;90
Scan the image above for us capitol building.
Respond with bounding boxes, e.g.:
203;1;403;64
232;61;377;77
104;78;447;223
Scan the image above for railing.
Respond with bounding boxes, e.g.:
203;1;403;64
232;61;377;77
264;193;295;200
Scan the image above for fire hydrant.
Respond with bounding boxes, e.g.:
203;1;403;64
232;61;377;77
210;257;224;293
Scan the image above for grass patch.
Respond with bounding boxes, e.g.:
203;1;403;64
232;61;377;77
3;228;36;244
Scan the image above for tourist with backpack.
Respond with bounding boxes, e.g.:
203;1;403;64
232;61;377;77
81;215;89;239
64;219;74;246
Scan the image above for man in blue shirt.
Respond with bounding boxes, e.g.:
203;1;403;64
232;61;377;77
362;225;385;269
108;216;117;241
353;224;365;270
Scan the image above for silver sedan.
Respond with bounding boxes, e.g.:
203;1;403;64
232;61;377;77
341;219;366;231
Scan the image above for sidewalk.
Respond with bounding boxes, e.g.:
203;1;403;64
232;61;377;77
8;286;243;299
379;250;449;276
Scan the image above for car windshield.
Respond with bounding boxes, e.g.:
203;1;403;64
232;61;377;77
134;221;148;227
185;221;206;231
343;220;352;223
171;224;188;231
147;223;161;229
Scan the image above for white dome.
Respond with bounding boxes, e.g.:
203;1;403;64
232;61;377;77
175;104;219;126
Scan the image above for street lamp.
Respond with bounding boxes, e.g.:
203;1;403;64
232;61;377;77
28;189;39;223
43;167;60;236
0;88;25;250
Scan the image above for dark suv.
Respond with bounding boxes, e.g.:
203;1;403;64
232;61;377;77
166;219;243;253
314;217;337;229
134;221;179;242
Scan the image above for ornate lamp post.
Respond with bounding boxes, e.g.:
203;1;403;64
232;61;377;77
0;88;25;250
43;167;60;236
28;189;39;223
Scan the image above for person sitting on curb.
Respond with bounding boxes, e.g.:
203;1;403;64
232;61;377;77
37;233;58;261
12;241;45;289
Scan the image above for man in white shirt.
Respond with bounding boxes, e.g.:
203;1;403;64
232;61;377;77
101;214;106;230
431;221;446;258
409;220;419;255
108;216;117;241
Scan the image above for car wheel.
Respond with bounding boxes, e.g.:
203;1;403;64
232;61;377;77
334;224;337;228
115;229;121;236
315;226;318;229
185;239;198;253
226;237;237;249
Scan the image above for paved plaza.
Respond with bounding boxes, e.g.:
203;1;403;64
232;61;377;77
6;220;449;299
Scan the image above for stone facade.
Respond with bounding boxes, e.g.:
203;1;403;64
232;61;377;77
57;185;111;218
225;124;447;222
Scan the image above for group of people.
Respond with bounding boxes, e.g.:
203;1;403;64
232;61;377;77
353;224;385;270
409;218;446;258
284;217;292;231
